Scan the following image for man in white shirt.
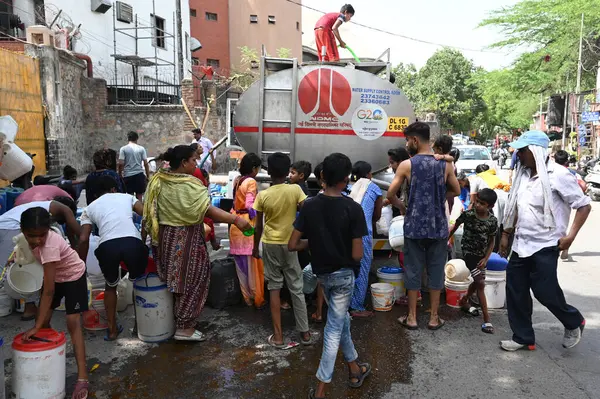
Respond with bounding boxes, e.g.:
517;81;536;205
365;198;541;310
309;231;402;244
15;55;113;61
499;131;590;352
118;131;150;202
191;128;216;173
78;175;147;341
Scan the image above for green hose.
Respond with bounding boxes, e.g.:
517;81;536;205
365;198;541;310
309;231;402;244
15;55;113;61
339;45;361;63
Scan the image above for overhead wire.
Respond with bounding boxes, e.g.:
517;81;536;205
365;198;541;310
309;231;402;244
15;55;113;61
286;0;505;54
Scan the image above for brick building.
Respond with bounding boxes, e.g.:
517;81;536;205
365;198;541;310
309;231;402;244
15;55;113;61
190;0;230;76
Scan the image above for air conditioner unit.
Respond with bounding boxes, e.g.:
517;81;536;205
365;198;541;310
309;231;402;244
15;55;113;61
116;1;133;23
91;0;112;14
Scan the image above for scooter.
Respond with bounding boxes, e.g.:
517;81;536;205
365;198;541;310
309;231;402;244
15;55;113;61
584;164;600;201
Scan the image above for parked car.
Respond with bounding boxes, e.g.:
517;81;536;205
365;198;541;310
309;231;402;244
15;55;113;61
455;145;497;175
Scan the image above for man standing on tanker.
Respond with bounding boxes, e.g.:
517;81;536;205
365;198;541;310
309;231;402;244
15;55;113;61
314;4;354;62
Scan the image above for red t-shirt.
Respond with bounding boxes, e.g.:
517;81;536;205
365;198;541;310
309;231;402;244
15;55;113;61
315;12;344;30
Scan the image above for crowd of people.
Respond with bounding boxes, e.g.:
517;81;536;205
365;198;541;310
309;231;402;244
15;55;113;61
0;121;593;398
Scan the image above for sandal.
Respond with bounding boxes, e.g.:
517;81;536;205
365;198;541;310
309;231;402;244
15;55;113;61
281;302;291;310
72;379;89;399
104;324;124;341
398;315;418;330
348;362;372;388
481;322;495;334
461;306;480;317
308;388;325;399
174;330;207;342
311;313;323;323
267;334;300;350
427;317;446;330
350;310;374;318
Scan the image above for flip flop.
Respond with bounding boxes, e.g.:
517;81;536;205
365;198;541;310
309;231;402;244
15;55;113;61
104;324;124;341
348;362;372;388
268;334;300;350
350;310;374;318
311;313;323;323
300;331;320;346
281;303;291;310
427;317;446;330
174;330;207;342
481;322;495;334
308;388;325;399
398;315;418;330
71;379;89;399
20;314;36;322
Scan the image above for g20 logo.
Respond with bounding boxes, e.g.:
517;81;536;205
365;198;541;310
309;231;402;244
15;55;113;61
357;109;383;120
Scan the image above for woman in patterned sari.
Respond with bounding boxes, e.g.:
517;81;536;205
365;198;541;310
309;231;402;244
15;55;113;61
144;145;251;341
229;153;266;308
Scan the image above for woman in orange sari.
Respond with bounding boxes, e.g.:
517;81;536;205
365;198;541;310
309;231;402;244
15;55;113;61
230;153;265;308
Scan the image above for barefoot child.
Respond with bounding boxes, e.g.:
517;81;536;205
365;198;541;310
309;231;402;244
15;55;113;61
314;4;355;62
448;188;498;334
289;153;371;399
20;207;89;398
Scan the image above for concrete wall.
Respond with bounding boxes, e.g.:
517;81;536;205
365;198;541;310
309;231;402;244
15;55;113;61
190;0;230;75
228;0;302;69
15;0;192;82
28;45;232;174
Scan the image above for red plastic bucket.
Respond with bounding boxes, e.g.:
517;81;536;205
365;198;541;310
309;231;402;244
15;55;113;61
83;290;108;331
445;279;470;308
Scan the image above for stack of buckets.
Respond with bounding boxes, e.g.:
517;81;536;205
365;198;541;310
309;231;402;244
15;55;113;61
444;259;472;308
484;253;508;309
371;267;404;312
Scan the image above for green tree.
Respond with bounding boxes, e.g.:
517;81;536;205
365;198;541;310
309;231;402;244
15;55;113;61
480;0;600;94
394;48;486;132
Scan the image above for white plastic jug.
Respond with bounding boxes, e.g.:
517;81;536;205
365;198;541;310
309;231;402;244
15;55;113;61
376;205;393;236
388;216;405;250
117;273;133;311
0;143;33;181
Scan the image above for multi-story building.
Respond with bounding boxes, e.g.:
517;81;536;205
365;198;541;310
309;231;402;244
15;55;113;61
189;0;229;75
6;0;192;102
188;0;302;75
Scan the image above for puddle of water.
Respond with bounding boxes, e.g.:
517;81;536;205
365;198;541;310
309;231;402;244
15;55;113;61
92;303;415;398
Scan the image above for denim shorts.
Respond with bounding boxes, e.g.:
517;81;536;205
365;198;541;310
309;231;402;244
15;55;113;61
403;238;447;291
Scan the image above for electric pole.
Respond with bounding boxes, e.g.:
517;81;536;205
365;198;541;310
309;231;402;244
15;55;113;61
175;0;184;85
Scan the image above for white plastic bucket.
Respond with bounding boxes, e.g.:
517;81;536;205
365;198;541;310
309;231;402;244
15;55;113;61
0;287;13;316
376;267;405;299
445;279;472;308
86;235;102;275
12;328;66;399
370;283;394;312
5;262;43;300
388;216;405;250
83;290;109;331
0;143;33;181
0;115;18;143
444;259;470;282
485;270;506;309
134;274;175;342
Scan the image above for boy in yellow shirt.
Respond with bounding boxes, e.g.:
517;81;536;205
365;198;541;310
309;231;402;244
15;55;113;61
253;152;311;348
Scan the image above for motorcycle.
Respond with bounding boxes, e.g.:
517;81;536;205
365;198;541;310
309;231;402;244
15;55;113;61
584;164;600;201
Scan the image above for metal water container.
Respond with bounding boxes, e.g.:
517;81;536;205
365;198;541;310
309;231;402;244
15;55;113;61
233;57;416;171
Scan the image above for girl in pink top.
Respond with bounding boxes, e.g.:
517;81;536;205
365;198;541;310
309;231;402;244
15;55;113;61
20;207;89;399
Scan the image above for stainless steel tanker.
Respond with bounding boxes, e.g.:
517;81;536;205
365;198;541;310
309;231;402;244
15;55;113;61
232;56;416;171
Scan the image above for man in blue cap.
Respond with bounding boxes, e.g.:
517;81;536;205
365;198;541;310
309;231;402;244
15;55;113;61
499;131;590;351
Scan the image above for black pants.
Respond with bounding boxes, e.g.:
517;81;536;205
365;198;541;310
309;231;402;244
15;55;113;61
507;246;584;345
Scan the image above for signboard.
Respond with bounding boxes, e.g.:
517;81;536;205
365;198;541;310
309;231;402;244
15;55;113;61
578;124;586;137
581;111;600;123
387;117;409;132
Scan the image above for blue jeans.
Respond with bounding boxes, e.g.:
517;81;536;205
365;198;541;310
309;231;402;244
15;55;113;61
316;268;359;383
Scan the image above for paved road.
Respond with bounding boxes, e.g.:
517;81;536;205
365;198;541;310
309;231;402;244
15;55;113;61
2;184;599;398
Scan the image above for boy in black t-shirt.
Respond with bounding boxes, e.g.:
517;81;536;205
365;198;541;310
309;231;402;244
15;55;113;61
289;153;371;399
449;188;498;334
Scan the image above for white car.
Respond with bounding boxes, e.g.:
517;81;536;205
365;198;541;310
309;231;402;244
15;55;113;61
455;145;497;175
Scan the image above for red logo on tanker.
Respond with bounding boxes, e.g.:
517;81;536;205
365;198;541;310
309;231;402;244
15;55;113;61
298;68;352;121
